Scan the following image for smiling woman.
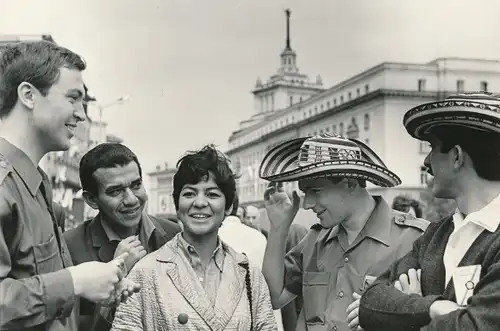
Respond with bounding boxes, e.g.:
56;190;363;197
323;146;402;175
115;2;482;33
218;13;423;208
111;145;278;331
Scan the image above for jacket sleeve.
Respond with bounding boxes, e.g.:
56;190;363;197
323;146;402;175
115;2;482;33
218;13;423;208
359;223;442;330
0;193;75;330
253;267;279;331
111;269;145;331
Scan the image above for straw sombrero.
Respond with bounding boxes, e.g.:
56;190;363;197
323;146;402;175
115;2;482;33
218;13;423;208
258;133;401;187
404;92;500;140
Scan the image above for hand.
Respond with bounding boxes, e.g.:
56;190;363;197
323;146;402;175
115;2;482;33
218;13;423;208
394;268;422;296
102;277;141;307
113;235;147;274
69;253;128;302
263;182;300;231
346;292;363;330
429;300;465;319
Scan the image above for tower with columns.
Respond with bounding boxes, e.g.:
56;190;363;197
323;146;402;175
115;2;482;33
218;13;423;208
252;9;324;114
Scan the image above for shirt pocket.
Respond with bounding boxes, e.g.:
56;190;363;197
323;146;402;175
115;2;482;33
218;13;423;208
33;234;63;274
302;271;330;326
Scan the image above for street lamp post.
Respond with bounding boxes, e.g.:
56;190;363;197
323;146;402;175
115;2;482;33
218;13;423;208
90;95;131;143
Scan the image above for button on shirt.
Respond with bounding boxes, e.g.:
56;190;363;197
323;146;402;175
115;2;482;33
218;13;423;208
177;233;225;306
284;196;428;331
443;194;500;285
0;138;77;331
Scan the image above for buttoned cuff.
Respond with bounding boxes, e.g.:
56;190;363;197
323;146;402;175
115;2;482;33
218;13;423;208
41;269;76;320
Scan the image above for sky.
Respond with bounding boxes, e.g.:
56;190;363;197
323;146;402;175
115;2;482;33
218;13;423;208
1;0;500;178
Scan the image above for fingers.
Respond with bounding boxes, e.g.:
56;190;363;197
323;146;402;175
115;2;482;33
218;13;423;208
292;190;301;210
263;185;276;202
398;273;410;291
408;268;419;286
394;280;403;291
352;292;361;300
417;269;422;283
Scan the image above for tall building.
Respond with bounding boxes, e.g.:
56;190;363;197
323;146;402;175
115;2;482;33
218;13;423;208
224;13;500;207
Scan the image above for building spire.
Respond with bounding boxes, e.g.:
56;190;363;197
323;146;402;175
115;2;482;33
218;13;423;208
285;9;291;50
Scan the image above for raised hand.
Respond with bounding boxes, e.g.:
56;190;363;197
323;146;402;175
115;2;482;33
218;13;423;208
263;182;301;231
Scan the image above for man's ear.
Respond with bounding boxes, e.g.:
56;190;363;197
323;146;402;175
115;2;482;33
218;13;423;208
451;145;466;171
17;82;37;110
82;191;99;210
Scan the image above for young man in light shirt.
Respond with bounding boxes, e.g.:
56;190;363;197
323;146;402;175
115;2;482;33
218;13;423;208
358;92;500;331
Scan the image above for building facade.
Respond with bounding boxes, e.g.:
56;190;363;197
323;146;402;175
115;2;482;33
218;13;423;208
224;14;500;206
147;164;177;219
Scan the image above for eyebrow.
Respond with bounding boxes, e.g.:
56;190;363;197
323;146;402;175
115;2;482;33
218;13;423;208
183;185;221;191
105;178;142;192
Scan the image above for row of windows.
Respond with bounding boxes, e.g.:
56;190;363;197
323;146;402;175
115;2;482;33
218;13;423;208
417;79;489;93
305;114;370;137
232;84;372;150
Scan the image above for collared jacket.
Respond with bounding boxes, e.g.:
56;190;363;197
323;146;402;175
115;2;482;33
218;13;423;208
111;234;278;331
63;212;181;331
0;138;77;331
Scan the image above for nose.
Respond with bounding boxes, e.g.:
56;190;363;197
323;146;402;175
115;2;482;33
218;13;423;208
423;153;431;170
74;103;86;122
193;193;208;208
123;188;139;206
302;192;315;210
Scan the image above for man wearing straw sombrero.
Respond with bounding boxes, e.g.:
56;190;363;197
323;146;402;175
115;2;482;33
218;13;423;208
359;92;500;331
259;133;429;331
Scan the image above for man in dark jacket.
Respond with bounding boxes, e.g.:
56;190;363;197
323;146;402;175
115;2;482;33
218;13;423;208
64;143;180;330
358;92;500;331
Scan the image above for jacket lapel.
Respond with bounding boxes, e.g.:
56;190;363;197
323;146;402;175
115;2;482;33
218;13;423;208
213;249;247;331
157;241;218;327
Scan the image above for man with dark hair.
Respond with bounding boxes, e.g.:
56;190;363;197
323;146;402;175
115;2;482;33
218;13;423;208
260;133;429;331
0;41;137;331
359;92;500;331
64;143;181;330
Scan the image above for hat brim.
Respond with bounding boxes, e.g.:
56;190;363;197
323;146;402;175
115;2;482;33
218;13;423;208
404;99;500;140
259;137;401;187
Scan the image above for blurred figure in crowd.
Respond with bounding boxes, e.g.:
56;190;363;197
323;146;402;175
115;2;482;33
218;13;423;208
64;143;180;330
360;93;500;331
111;145;277;330
392;194;423;218
220;195;283;330
0;40;137;331
260;134;429;331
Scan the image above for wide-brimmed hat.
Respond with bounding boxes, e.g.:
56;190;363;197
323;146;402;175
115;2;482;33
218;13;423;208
258;133;401;187
404;92;500;140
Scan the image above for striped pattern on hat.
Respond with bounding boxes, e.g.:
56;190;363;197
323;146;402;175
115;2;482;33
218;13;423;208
404;92;500;140
258;133;401;187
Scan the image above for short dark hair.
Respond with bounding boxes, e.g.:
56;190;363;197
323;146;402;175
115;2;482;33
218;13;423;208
79;143;142;195
431;126;500;181
0;40;86;117
392;195;423;218
173;145;236;211
328;177;367;188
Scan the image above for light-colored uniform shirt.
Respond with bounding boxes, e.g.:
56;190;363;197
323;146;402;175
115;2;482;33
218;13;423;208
284;196;429;331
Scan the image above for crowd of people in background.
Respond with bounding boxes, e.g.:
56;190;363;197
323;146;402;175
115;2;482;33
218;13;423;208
2;39;500;331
